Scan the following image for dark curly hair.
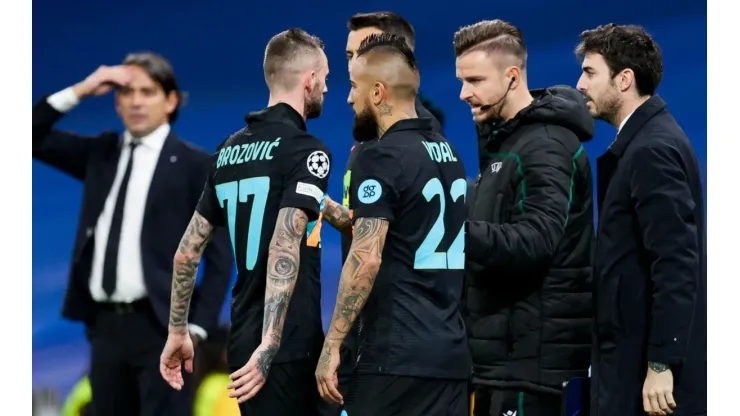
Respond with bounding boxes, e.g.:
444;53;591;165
575;23;663;97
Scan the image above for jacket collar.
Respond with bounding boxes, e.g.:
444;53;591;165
608;95;666;158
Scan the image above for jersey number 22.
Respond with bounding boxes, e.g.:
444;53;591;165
414;177;466;270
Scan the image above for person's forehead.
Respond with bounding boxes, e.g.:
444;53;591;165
126;65;158;86
346;27;384;49
456;50;494;73
349;57;365;76
582;52;607;69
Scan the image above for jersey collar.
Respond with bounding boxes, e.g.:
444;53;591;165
381;117;433;139
245;103;307;131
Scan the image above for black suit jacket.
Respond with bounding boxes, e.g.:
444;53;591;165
32;97;233;333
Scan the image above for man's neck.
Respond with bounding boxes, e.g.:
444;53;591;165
501;89;535;122
376;101;417;138
267;94;306;120
612;95;651;129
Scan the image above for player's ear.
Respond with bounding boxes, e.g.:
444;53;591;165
371;82;384;106
304;71;316;92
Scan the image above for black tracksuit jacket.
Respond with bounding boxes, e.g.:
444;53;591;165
465;86;595;394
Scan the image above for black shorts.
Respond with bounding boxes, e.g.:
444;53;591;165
344;374;468;416
472;386;561;416
231;358;320;416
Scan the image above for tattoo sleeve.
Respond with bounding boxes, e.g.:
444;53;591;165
323;197;353;237
169;212;216;333
324;217;389;346
261;207;308;347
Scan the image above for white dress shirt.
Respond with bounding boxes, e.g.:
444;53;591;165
618;110;635;133
47;88;207;339
607;110;636;151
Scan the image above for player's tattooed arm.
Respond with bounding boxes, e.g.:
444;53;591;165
258;207;308;366
322;196;353;237
169;212;216;334
324;217;389;346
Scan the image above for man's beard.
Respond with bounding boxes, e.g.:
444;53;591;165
352;105;378;142
588;83;622;125
305;88;324;120
475;98;507;125
473;86;511;126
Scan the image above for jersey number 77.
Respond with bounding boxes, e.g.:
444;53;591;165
215;176;270;271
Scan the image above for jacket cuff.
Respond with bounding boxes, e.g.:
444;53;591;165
188;324;208;341
47;87;80;113
647;340;686;367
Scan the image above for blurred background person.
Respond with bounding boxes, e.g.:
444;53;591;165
576;24;707;416
455;19;595;416
32;52;233;415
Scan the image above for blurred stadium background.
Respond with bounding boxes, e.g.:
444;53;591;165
32;0;706;403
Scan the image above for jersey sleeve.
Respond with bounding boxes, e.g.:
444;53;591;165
352;144;402;222
280;138;332;222
195;159;225;227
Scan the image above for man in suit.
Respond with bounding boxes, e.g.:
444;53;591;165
32;52;233;416
576;24;707;416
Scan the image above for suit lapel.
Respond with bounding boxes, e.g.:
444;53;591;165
145;132;180;216
88;133;123;223
609;95;666;158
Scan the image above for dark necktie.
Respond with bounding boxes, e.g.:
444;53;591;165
102;141;140;298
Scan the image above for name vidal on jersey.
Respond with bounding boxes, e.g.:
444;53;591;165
422;141;458;163
216;138;282;169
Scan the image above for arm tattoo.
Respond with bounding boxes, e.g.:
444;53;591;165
324;217;389;345
169;212;216;333
323;197;353;236
261;207;307;348
255;344;279;378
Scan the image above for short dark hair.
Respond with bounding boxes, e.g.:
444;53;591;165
122;52;182;123
357;33;418;71
575;24;663;97
263;28;325;90
347;12;415;50
453;19;527;69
